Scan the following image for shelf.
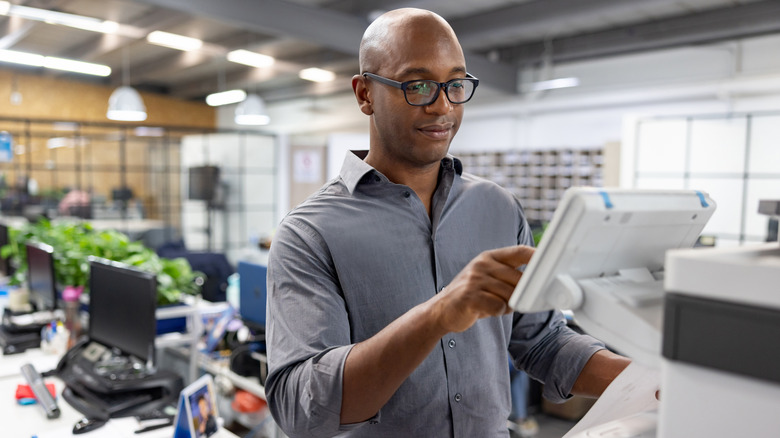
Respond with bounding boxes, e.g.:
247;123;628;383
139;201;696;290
458;148;604;223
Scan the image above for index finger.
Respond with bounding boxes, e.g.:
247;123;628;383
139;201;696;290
489;245;535;269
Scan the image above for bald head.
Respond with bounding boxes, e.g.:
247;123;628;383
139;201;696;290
359;8;464;75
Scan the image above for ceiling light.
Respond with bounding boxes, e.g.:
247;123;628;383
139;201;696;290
235;94;270;126
147;31;203;51
0;49;44;67
206;89;247;107
3;3;118;33
44;56;111;76
299;67;335;83
0;49;111;76
527;77;580;92
107;86;147;121
227;49;275;68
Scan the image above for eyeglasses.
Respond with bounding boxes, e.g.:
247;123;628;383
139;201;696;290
362;72;479;106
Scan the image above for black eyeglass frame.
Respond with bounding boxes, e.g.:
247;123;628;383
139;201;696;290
362;72;479;106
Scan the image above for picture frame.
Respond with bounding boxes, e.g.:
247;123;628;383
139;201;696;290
173;374;221;438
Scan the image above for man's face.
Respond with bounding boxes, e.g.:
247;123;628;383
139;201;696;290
199;398;209;415
367;24;466;169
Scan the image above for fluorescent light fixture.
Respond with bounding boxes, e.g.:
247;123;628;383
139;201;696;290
0;49;110;76
527;77;580;92
0;49;44;67
44;56;111;76
227;49;275;68
205;89;247;107
3;3;118;33
299;67;335;83
235;94;270;125
147;31;203;51
107;86;147;121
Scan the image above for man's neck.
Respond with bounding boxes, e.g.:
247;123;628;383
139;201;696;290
365;153;441;216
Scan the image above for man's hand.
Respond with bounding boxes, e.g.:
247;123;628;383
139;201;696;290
430;245;535;333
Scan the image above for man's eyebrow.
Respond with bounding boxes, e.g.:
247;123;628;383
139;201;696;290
399;66;467;78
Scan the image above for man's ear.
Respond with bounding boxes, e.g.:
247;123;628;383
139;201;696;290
352;74;374;116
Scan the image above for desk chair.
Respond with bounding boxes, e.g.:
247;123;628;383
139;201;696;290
157;241;234;302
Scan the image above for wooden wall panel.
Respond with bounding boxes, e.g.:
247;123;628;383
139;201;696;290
0;70;214;128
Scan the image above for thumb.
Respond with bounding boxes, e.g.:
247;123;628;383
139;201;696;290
490;245;535;268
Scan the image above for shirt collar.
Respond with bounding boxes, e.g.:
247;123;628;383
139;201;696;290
340;150;463;194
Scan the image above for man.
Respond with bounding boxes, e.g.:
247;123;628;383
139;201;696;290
265;8;631;437
195;393;217;437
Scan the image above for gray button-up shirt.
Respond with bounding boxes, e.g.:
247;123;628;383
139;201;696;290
266;151;604;437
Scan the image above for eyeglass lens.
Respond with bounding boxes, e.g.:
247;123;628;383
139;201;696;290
405;79;475;105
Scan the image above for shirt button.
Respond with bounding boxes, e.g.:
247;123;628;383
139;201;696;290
454;393;462;402
448;339;456;348
402;191;411;198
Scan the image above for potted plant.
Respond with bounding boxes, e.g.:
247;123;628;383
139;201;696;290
1;218;202;306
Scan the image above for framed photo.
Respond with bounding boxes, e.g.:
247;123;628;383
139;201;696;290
173;374;220;438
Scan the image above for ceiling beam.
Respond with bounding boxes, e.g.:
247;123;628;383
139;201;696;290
493;0;780;66
132;0;368;54
167;55;358;100
0;20;36;50
451;0;695;51
130;0;519;94
61;9;191;61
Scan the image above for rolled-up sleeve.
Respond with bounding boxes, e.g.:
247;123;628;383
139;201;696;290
508;310;605;403
265;218;365;437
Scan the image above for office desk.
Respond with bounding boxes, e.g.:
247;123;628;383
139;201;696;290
2;348;238;438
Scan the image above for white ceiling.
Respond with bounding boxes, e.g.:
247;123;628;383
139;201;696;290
2;0;779;105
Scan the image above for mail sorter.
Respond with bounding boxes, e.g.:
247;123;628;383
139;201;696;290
55;257;185;419
56;339;182;418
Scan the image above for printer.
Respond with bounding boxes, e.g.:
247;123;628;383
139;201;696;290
660;199;780;437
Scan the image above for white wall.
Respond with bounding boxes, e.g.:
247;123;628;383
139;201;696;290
326;133;370;180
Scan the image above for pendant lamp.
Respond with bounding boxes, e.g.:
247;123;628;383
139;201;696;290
234;93;270;125
107;48;147;121
107;85;147;121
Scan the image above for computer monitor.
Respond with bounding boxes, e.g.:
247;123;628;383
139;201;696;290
238;261;267;331
88;257;157;365
0;223;14;277
508;187;716;364
25;242;57;312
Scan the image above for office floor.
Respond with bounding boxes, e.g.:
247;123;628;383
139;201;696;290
532;413;578;437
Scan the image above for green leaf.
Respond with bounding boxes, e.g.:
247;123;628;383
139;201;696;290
5;219;201;305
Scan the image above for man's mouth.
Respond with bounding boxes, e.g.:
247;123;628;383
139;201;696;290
418;124;453;139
